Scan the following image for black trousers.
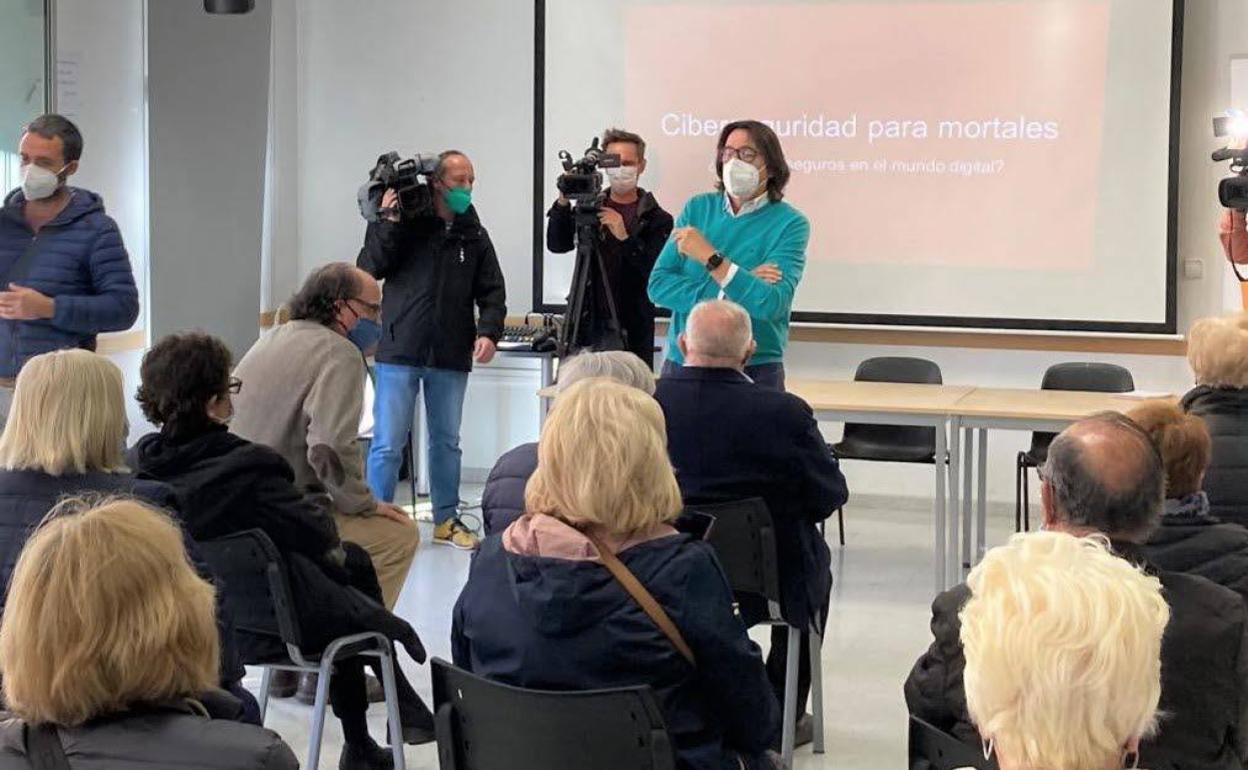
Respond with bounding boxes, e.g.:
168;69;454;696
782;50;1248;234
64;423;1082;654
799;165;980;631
237;544;429;745
765;584;830;715
324;545;428;744
740;579;831;716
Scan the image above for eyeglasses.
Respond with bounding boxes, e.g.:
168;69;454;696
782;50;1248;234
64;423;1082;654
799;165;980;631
348;297;382;315
227;377;242;395
720;146;760;164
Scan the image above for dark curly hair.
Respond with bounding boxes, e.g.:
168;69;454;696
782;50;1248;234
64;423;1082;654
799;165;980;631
136;332;233;438
287;263;362;327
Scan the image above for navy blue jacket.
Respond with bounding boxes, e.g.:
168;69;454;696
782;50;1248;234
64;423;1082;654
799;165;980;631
452;528;779;770
0;188;139;377
481;442;537;536
655;366;847;629
0;468;245;689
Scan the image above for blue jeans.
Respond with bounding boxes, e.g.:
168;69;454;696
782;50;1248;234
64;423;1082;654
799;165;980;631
367;363;469;524
661;360;786;391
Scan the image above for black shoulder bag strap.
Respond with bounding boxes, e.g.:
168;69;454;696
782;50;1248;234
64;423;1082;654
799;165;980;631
24;722;72;770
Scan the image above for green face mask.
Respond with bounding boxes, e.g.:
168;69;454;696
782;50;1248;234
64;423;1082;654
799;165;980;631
443;186;472;215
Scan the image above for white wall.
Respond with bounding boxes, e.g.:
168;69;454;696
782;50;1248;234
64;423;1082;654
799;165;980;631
55;0;148;332
148;0;272;358
284;0;1248;497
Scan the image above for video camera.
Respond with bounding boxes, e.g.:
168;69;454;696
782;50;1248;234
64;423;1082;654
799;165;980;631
1213;113;1248;210
556;137;620;209
357;151;439;222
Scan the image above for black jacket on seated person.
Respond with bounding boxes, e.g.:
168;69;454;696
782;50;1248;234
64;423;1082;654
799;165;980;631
481;441;537;536
654;365;848;629
1144;492;1248;605
0;468;246;692
1183;386;1248;527
904;542;1248;770
128;426;417;655
0;693;296;769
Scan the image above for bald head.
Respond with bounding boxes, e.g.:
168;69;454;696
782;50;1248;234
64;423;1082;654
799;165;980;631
1040;412;1164;543
678;300;755;369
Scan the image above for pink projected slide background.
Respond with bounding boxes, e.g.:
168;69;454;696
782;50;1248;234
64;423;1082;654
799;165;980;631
624;1;1111;271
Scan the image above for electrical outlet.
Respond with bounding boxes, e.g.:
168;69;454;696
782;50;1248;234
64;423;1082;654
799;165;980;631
1184;258;1204;279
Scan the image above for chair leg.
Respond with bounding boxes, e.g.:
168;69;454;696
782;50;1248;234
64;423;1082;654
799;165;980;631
781;626;801;769
808;628;824;754
379;645;407;770
307;662;333;770
257;667;273;724
1022;466;1031;532
407;431;418;512
837;507;845;547
1014;458;1023;533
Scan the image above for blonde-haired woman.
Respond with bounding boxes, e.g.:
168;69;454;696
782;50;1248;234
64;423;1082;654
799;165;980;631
481;350;657;534
1184;311;1248;526
0;497;296;768
961;532;1169;770
453;378;781;770
0;348;255;722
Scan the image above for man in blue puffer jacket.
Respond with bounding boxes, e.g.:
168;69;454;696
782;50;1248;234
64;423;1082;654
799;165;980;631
0;114;139;417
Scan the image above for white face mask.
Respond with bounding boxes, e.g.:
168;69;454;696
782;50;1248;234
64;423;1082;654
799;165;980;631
722;157;761;199
20;163;63;201
604;165;639;196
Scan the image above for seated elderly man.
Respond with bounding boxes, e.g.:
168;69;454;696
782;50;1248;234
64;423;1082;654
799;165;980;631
232;263;419;611
905;412;1248;770
654;298;848;748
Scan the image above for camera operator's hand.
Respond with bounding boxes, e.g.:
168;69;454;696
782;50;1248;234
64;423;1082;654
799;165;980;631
473;336;497;364
672;226;716;264
751;263;783;284
380;189;401;223
598;208;628;241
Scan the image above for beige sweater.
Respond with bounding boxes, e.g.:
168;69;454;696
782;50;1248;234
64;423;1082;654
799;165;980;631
231;320;375;516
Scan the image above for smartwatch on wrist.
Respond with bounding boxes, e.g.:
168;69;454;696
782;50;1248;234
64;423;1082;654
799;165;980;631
706;252;725;271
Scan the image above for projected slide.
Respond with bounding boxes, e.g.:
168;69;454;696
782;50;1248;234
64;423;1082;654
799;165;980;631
629;2;1105;272
540;0;1177;331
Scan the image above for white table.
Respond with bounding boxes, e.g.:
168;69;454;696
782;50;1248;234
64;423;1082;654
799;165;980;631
783;380;976;591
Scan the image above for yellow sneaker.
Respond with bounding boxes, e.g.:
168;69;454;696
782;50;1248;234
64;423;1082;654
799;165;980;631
432;518;479;550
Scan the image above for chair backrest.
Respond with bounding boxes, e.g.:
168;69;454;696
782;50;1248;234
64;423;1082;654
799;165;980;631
908;717;997;770
684;498;783;617
1029;363;1136;456
842;357;943;454
198;529;304;652
431;658;677;770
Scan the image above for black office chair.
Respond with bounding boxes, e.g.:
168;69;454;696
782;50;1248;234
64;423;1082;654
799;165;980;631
1015;363;1134;531
908;717;997;770
200;530;406;770
685;497;823;769
830;357;945;545
430;658;677;770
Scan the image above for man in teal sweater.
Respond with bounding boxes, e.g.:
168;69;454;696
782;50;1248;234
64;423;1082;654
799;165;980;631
648;119;809;390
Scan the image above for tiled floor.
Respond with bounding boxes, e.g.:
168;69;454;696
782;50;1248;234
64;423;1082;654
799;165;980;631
249;494;1016;769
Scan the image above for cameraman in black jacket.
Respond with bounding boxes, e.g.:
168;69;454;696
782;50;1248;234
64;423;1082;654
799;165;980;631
358;150;506;551
546;128;673;368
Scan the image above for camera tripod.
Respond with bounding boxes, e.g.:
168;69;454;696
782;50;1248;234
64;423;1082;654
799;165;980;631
556;204;628;358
